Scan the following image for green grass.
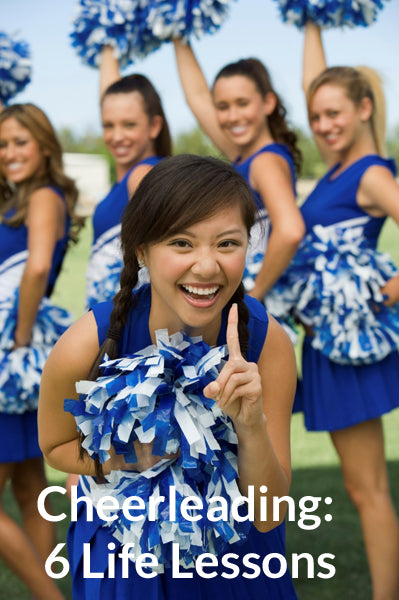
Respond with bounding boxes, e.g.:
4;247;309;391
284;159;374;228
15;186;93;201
2;216;398;599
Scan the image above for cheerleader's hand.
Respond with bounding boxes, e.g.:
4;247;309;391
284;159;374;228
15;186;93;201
203;304;264;429
381;274;399;307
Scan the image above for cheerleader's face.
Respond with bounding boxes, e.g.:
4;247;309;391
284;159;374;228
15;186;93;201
308;84;372;154
213;75;274;157
0;117;47;184
102;92;161;171
140;204;248;345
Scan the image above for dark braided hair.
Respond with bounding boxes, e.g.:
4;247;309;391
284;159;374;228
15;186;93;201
85;155;256;478
213;58;302;174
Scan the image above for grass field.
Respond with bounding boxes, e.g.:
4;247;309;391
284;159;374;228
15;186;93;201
1;216;398;599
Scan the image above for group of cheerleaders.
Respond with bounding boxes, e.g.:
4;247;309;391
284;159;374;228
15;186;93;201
0;14;399;600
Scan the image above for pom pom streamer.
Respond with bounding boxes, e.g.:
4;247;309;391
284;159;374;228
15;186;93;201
273;0;390;29
146;0;235;43
266;221;399;364
66;330;252;568
0;31;31;104
0;292;72;413
70;0;236;68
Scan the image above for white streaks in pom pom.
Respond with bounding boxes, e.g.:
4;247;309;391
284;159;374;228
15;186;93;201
273;0;390;30
266;219;399;364
67;330;251;567
70;0;237;68
0;31;32;104
0;292;71;413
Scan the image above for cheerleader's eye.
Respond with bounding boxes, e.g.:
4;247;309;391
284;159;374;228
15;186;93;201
169;239;192;249
218;239;241;248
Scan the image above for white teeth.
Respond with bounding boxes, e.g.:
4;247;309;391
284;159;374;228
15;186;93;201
182;284;219;296
230;126;246;135
7;163;23;170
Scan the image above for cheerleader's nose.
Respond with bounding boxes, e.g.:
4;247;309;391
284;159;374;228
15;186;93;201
191;250;221;277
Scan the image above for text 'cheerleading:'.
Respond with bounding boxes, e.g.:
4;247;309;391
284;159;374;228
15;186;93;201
38;485;334;531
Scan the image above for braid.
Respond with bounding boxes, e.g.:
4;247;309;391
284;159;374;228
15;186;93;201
228;283;250;358
81;253;140;480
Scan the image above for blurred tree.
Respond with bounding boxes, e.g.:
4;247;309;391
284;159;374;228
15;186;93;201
387;124;399;165
295;128;326;179
173;127;223;159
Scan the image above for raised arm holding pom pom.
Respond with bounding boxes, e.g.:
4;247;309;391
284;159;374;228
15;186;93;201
173;40;305;305
84;43;172;309
287;21;399;598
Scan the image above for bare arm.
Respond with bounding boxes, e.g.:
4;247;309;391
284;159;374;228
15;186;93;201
173;38;236;159
14;188;65;347
358;165;399;305
248;153;305;300
302;22;327;98
302;22;337;166
204;306;296;531
38;311;103;474
99;45;121;99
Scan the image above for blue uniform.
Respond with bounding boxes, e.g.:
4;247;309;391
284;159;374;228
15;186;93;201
86;157;161;308
233;143;297;293
0;186;70;461
67;285;297;599
298;155;399;431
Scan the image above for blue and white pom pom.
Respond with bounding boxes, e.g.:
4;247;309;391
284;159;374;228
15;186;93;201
70;0;236;68
70;0;160;68
273;0;390;29
268;222;399;364
0;292;71;413
146;0;236;43
66;329;251;568
0;31;31;105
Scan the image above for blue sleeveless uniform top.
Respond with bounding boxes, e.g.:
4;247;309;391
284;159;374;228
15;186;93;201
0;186;69;298
233;143;297;211
68;285;299;598
301;155;396;247
92;156;161;243
86;156;161;307
92;284;269;361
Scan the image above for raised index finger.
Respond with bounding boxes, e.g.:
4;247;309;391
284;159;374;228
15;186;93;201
226;303;242;360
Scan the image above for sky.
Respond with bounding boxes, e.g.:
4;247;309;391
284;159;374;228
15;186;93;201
3;0;399;140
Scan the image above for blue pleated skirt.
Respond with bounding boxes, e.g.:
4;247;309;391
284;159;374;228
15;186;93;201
0;410;41;462
67;486;298;600
298;336;399;431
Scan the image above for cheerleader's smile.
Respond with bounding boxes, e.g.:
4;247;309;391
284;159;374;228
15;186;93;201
179;283;222;308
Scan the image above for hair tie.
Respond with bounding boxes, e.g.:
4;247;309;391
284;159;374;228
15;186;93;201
107;327;121;341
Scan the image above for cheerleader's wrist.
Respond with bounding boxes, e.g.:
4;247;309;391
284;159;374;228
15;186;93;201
14;329;32;347
234;414;268;441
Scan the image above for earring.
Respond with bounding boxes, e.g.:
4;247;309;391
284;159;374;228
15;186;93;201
137;258;145;269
